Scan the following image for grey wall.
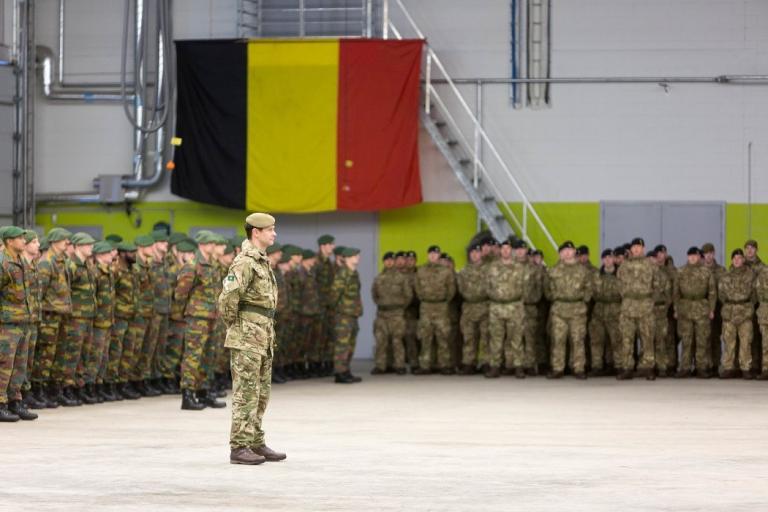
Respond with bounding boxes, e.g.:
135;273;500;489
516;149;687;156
0;64;14;225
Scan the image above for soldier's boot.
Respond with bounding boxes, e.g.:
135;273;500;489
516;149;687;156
695;368;712;379
44;383;61;408
756;371;768;381
91;384;104;403
109;383;124;401
370;367;387;375
8;400;38;421
153;378;170;395
334;372;356;384
324;361;335;377
674;369;691;379
413;368;432;375
525;367;538;377
742;369;755;380
99;383;116;402
440;367;455;376
546;370;565;379
143;379;162;397
230;447;266;465
32;383;47;406
501;367;515;376
616;370;633;380
271;371;287;385
0;404;20;422
719;369;737;379
181;389;205;411
588;367;605;377
120;383;141;400
198;389;226;408
59;386;79;407
282;364;296;380
297;363;310;380
394;368;407;375
80;386;98;405
346;372;362;383
514;367;526;379
23;389;46;410
573;371;588;380
252;445;287;462
484;367;501;379
312;363;325;378
458;364;476;375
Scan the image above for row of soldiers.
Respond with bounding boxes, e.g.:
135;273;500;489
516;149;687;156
371;236;768;381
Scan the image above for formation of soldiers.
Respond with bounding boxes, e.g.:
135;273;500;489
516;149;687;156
372;236;768;382
0;223;367;423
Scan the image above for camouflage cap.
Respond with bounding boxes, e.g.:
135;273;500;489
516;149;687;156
302;249;317;259
745;239;758;249
70;232;96;246
151;230;169;242
23;229;39;243
283;245;302;257
176;240;196;253
333;246;346;256
395;251;406;258
630;237;645;247
341;247;360;257
576;245;589;255
230;236;245;249
406;251;417;258
245;212;276;229
105;234;123;244
317;234;335;245
512;239;528;250
2;226;25;240
134;235;155;248
168;232;187;246
117;241;137;252
469;244;482;252
653;244;667;253
701;243;715;254
46;227;73;242
93;241;113;255
266;243;282;255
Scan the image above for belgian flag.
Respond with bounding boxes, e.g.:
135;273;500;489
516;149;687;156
172;39;424;213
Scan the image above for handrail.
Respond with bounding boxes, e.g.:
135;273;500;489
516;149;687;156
390;0;558;252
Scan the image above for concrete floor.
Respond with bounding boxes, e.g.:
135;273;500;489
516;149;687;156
4;373;768;511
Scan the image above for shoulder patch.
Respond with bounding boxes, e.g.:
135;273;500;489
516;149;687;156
227;275;236;282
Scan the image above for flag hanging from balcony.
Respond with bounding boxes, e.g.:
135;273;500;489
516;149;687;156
171;38;424;212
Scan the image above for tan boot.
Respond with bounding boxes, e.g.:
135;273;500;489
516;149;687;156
230;447;266;465
253;445;287;462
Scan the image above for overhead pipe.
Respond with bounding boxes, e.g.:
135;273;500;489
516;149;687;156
429;75;768;85
36;190;140;205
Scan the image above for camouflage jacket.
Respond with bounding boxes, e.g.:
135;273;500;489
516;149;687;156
544;261;592;318
331;266;363;317
299;265;323;316
316;253;335;308
152;258;172;315
414;262;456;303
37;250;72;314
651;264;672;308
704;261;727;283
523;261;545;305
746;255;764;271
617;255;661;304
167;255;185;321
0;249;30;323
673;263;717;319
113;258;138;319
67;254;96;319
456;262;488;303
275;267;288;313
93;262;115;329
592;267;622;304
133;257;155;318
176;251;219;320
719;265;755;323
284;265;304;315
372;267;413;310
754;267;768;323
23;257;41;323
485;259;527;303
219;240;277;329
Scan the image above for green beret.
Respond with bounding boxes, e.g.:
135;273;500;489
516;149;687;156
168;232;187;246
134;235;155;248
105;234;123;244
266;243;282;255
117;241;137;252
245;212;276;229
282;244;300;257
230;236;244;249
47;227;73;242
93;241;113;255
151;230;169;242
317;234;335;245
223;243;235;255
0;226;9;239
39;236;50;251
2;226;25;240
23;230;38;243
176;240;197;253
302;249;317;259
341;247;360;257
70;232;96;246
278;253;291;264
212;234;228;245
193;230;216;244
333;246;346;256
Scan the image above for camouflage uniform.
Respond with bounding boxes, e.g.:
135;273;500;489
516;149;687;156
718;265;755;373
331;266;363;374
33;250;71;388
201;260;227;389
166;254;187;381
284;264;304;367
372;267;413;370
125;257;153;383
22;257;41;392
401;267;420;368
589;266;621;371
674;263;716;373
414;262;456;370
617;256;660;373
90;262;114;385
213;262;232;379
176;251;218;391
661;264;679;371
0;248;31;404
704;261;727;371
316;253;336;366
545;261;591;374
111;257;136;384
273;267;290;369
651;265;673;373
219;239;278;450
523;261;545;369
746;256;764;372
298;265;323;366
486;259;527;370
751;266;768;373
456;261;489;368
148;258;171;381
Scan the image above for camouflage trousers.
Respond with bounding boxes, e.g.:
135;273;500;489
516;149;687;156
653;305;671;372
53;316;92;388
710;305;723;371
404;306;420;368
677;315;711;372
162;319;186;379
123;316;149;382
522;304;541;369
550;312;587;373
536;302;551;366
138;313;161;381
22;324;38;392
150;313;170;380
274;311;292;368
320;307;336;363
181;316;214;390
201;317;224;389
0;323;29;404
33;312;66;385
722;319;753;372
214;317;231;374
374;309;407;370
298;314;323;364
488;301;525;369
83;326;110;385
333;314;359;374
109;317;130;383
230;348;272;449
417;302;452;370
618;303;654;372
460;302;489;367
588;304;620;370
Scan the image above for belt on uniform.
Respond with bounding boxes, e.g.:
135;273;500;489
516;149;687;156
420;299;447;303
238;303;276;319
491;298;522;304
555;298;583;303
377;305;405;311
725;299;751;304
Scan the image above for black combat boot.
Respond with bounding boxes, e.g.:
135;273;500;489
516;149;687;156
44;383;61;408
108;383;123;401
119;382;140;400
9;400;38;421
32;383;48;407
335;372;355;384
99;383;116;402
0;404;20;422
143;379;162;397
79;386;97;405
198;389;226;408
60;386;80;407
181;389;205;411
23;389;46;410
91;384;104;403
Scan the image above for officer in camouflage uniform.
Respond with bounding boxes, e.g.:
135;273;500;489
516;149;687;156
485;239;528;378
21;230;45;410
89;241;115;402
414;245;456;375
648;249;673;377
718;249;755;379
111;242;139;400
589;249;621;376
752;257;768;379
147;231;172;393
702;243;726;373
371;251;413;375
316;234;336;376
125;235;156;397
544;241;592;379
34;227;72;406
165;239;196;391
457;244;489;374
331;247;364;383
219;213;285;465
674;247;717;378
0;227;36;421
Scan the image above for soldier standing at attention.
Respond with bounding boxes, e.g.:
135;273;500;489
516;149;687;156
219;213;285;465
127;235;157;398
283;246;306;379
413;245;456;375
744;240;764;375
111;242;139;400
674;247;717;378
544;241;591;379
316;235;336;377
751;257;768;380
401;250;420;371
159;235;192;393
21;230;45;410
588;249;621;376
718;249;755;379
653;245;679;375
371;252;413;375
89;242;115;402
298;249;323;376
457;244;489;375
649;249;673;377
331;247;364;384
702;243;726;374
148;231;172;394
518;241;544;375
